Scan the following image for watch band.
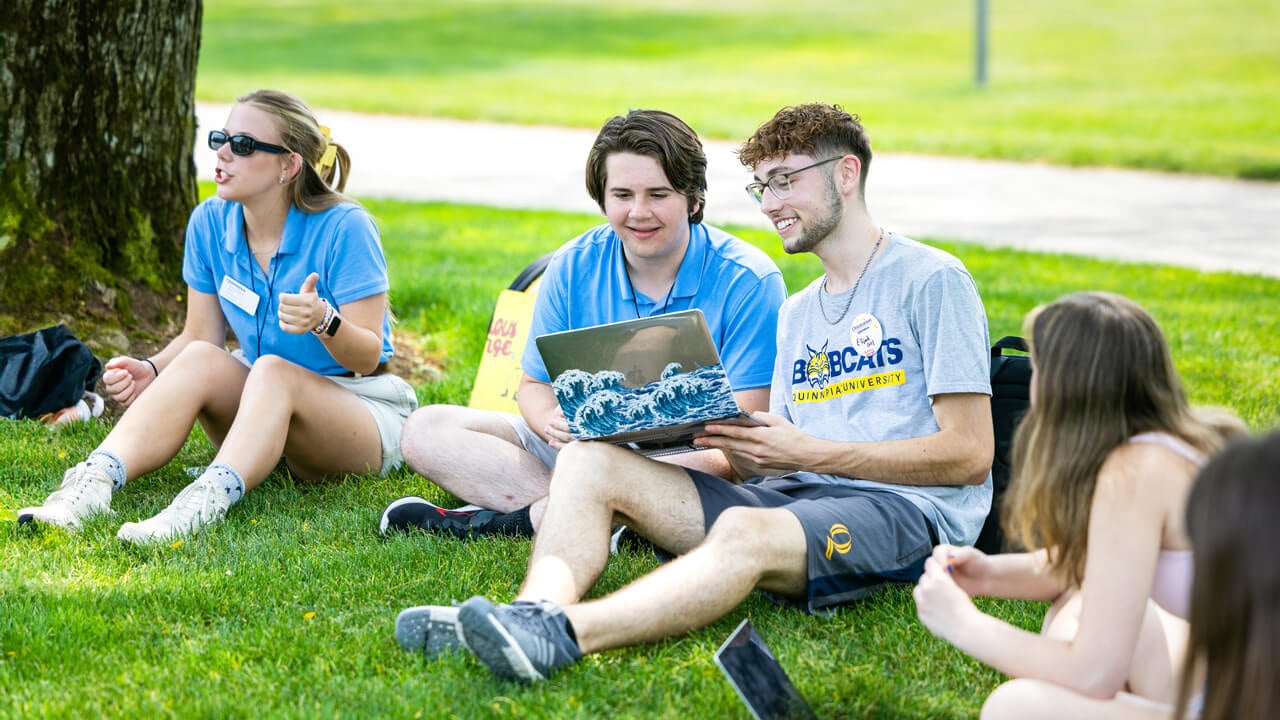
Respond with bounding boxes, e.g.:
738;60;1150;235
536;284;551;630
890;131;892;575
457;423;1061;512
313;299;338;336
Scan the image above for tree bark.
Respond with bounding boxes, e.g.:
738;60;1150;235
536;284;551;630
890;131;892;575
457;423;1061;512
0;0;201;324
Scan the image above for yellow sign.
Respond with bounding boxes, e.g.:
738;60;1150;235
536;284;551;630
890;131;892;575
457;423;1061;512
468;280;541;414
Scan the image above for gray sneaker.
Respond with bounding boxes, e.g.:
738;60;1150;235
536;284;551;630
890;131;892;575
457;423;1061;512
116;476;232;544
458;596;582;682
394;604;469;657
17;463;114;530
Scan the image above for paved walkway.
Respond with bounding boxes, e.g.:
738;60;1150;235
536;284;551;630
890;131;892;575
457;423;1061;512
196;103;1279;278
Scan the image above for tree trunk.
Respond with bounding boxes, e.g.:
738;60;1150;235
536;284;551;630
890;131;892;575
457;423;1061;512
0;0;201;328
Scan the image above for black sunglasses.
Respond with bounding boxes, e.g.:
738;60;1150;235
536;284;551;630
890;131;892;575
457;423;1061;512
208;129;290;157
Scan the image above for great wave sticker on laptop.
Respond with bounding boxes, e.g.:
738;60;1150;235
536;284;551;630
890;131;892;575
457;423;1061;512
534;309;759;457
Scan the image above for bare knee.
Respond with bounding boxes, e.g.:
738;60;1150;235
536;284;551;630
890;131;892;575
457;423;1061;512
714;503;801;536
705;507;770;550
400;405;502;470
244;353;296;377
166;341;251;395
238;354;314;402
549;441;632;496
400;405;445;469
546;441;683;514
171;339;234;369
703;507;805;589
981;679;1047;720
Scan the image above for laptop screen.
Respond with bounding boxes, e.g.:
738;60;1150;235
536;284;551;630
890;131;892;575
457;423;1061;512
714;619;817;720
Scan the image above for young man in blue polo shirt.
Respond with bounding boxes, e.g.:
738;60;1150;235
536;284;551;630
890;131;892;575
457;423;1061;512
383;110;787;542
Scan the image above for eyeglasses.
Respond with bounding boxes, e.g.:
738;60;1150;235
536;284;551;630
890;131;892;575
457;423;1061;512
745;157;842;204
208;129;290;157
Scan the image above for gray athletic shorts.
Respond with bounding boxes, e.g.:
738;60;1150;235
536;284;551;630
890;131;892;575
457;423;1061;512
231;349;418;476
686;470;938;614
498;412;559;468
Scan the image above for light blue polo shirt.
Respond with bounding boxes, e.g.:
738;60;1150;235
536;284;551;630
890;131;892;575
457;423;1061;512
521;222;786;390
182;196;393;375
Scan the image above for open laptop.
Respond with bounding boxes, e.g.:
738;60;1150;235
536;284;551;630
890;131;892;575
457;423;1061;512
535;309;759;457
714;618;817;720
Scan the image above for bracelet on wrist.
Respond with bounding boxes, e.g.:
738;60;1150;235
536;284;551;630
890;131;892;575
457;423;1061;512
143;358;159;376
313;300;336;336
313;300;342;337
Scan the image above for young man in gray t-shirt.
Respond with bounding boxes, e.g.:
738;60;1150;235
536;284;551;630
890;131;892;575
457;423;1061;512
394;103;994;681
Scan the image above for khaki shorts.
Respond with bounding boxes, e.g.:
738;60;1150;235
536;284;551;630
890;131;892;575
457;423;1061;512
499;412;559;468
231;349;418;476
328;374;418;476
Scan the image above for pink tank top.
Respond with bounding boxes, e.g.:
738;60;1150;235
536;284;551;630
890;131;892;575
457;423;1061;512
1129;432;1205;620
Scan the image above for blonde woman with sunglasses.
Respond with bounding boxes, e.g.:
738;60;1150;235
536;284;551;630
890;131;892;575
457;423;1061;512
18;90;417;543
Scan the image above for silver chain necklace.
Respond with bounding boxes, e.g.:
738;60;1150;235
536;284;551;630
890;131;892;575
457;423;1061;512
817;227;884;326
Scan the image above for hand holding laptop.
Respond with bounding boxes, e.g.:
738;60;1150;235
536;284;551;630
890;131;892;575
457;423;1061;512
541;405;574;450
694;412;806;479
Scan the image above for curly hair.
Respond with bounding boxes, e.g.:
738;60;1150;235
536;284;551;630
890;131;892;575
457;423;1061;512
736;103;872;195
585;110;707;224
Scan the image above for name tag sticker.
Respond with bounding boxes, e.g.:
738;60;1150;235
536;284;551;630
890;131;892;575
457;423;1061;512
219;275;260;316
850;312;883;358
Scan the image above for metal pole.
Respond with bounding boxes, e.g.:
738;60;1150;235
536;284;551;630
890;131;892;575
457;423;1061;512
976;0;989;87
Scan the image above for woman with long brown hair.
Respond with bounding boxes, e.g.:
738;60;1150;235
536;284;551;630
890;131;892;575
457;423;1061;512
913;291;1244;717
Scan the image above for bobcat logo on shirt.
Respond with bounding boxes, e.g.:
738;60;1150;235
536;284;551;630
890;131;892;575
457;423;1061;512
804;342;830;389
790;336;907;403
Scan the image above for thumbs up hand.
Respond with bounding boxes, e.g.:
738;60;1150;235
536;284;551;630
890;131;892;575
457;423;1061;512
278;272;324;334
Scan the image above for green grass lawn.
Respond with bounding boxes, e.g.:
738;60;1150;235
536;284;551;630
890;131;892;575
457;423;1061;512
197;0;1280;179
2;200;1277;718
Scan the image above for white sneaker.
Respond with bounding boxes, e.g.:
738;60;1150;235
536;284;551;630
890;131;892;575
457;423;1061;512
116;476;232;544
17;463;114;530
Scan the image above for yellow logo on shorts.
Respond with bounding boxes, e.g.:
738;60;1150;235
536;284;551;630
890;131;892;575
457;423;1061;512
825;523;852;559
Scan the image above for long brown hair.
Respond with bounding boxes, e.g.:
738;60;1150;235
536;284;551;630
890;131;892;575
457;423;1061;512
1177;432;1280;720
1002;292;1238;586
238;89;355;212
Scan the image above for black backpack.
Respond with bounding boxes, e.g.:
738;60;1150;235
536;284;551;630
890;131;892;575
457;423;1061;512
974;336;1031;554
0;324;103;420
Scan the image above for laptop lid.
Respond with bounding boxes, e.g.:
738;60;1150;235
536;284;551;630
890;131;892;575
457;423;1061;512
714;618;817;720
534;309;755;456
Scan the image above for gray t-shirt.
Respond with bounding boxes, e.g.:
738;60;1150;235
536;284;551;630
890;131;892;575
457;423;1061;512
768;233;992;545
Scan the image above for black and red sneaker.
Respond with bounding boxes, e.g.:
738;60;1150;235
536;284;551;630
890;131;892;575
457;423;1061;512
378;496;531;539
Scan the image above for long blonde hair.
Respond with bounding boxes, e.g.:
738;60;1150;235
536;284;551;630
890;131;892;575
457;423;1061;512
1002;292;1241;586
238;89;354;212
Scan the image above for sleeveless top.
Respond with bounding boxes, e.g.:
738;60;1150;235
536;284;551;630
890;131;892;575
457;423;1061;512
1129;432;1206;619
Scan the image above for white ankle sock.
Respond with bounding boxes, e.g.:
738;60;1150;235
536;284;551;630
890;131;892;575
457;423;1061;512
85;450;127;490
204;463;245;505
